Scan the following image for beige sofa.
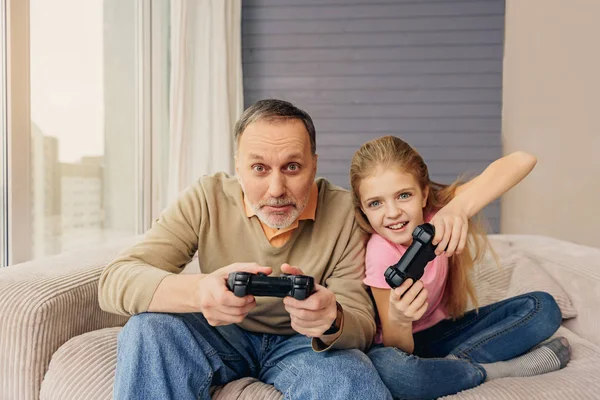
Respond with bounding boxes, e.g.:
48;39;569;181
1;234;599;399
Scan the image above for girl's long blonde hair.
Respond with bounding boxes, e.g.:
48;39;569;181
350;135;490;318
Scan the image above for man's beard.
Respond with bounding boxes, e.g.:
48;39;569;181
253;197;302;229
257;193;315;228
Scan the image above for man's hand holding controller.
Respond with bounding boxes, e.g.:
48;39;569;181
197;262;342;341
280;263;342;339
195;262;272;326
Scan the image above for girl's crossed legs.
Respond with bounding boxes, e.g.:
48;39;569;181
368;291;569;399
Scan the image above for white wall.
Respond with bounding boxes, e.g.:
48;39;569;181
501;0;600;248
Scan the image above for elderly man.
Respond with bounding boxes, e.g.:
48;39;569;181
99;99;392;400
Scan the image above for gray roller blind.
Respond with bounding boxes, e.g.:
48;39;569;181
242;0;505;231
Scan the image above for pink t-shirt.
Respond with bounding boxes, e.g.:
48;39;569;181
364;233;449;344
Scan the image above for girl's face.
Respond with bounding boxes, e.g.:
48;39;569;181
359;166;428;246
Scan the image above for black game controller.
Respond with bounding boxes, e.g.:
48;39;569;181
384;223;438;289
227;272;315;300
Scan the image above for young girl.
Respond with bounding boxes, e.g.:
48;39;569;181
350;136;570;399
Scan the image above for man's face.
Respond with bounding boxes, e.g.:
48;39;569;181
235;118;317;229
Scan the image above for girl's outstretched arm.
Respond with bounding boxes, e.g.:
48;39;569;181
430;151;537;256
453;150;537;217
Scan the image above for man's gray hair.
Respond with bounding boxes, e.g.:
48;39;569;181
234;99;316;155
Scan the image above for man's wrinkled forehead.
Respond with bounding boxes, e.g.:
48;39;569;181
246;152;306;162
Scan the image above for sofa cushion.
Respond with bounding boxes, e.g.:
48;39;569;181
40;327;282;400
470;237;578;318
40;327;121;400
489;234;600;344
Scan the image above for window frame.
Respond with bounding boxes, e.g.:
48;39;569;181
4;0;31;265
0;0;7;267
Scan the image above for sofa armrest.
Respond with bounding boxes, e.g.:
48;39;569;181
0;237;140;400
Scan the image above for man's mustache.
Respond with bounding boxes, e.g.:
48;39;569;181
259;198;296;208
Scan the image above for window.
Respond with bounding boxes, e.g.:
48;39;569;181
1;0;171;265
29;0;139;257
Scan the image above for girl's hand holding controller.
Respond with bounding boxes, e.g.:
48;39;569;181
388;278;429;327
429;201;469;257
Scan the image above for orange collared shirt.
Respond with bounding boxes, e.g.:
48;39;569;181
244;183;318;248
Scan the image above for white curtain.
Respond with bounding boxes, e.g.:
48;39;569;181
167;0;243;205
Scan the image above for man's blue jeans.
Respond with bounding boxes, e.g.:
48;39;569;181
114;312;393;400
368;291;562;399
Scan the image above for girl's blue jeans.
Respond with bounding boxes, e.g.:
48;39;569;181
368;291;562;399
